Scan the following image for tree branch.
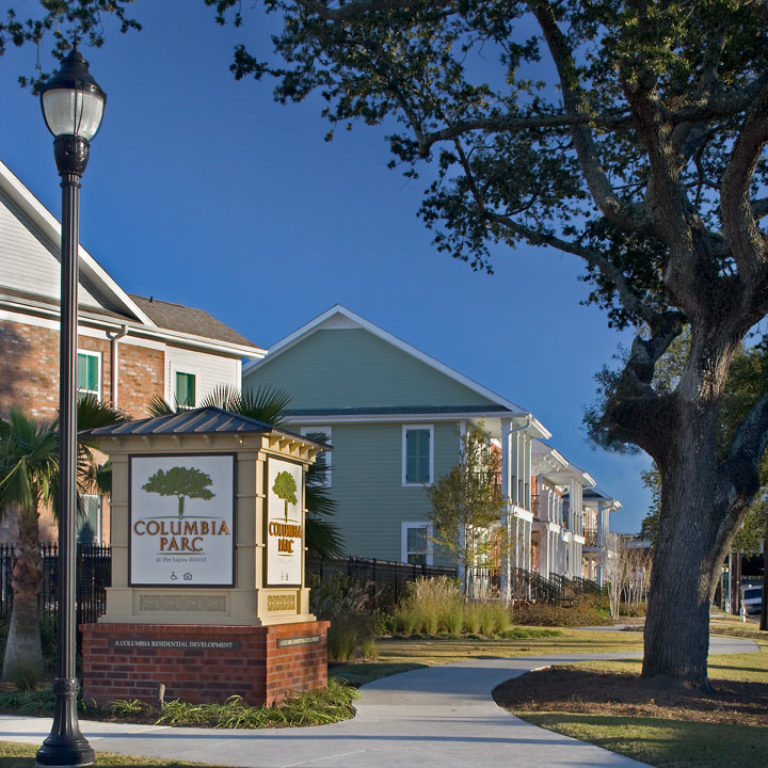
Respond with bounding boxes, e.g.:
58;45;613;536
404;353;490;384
417;110;633;156
721;80;768;283
529;0;647;234
294;0;448;22
728;392;768;497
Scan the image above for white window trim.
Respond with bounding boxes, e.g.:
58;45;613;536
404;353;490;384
402;424;434;487
300;426;332;487
77;349;102;401
401;521;434;566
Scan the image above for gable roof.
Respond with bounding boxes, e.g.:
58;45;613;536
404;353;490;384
244;304;550;438
129;295;256;347
0;159;263;358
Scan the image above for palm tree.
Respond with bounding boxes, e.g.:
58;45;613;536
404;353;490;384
0;411;58;680
0;396;124;681
148;386;343;559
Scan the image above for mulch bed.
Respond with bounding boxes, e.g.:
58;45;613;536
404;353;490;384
493;666;768;726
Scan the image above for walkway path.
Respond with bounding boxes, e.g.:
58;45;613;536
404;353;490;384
1;635;756;768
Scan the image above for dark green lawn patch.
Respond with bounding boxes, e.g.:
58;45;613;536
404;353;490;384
520;713;768;768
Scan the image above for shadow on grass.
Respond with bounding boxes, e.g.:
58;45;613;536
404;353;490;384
522;713;768;768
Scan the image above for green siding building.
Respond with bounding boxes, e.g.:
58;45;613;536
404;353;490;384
242;306;552;577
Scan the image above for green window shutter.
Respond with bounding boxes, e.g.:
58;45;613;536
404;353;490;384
175;372;196;408
77;353;99;396
406;428;431;484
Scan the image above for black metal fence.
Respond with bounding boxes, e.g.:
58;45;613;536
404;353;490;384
1;545;601;624
0;543;111;625
466;565;602;604
308;556;458;611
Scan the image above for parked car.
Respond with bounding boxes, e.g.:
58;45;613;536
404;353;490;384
741;584;763;616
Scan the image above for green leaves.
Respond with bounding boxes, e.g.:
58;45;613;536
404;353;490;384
1;1;141;92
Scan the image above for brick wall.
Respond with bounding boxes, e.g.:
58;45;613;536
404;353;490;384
117;343;165;418
0;320;165;420
82;621;330;707
0;320;166;543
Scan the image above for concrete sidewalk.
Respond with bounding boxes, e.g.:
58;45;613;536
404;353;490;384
1;635;756;768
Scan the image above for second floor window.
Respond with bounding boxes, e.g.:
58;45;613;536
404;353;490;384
77;351;101;400
175;371;196;409
403;425;433;485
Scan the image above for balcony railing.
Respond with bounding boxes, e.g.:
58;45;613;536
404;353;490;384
583;528;599;546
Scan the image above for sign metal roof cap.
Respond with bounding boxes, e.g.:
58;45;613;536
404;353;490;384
79;406;330;450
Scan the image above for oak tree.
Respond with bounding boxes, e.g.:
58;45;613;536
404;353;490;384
213;0;768;687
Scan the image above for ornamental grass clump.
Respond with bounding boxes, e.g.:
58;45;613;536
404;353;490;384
309;573;378;661
390;576;513;638
400;576;463;635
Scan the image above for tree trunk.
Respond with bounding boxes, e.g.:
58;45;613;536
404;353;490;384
760;525;768;632
2;513;44;681
642;404;733;687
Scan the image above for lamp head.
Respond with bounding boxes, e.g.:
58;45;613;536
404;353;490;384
40;49;106;141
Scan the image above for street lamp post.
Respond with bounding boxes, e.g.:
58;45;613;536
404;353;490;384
36;49;106;768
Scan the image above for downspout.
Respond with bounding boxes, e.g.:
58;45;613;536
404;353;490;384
501;414;532;605
106;324;128;409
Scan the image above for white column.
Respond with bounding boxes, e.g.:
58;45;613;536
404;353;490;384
499;419;512;603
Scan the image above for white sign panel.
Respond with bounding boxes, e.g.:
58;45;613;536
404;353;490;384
266;458;304;587
130;454;235;586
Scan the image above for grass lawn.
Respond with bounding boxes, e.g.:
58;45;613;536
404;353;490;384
332;627;645;686
0;741;234;768
518;714;767;768
495;640;768;768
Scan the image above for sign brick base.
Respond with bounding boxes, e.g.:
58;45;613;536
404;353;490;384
81;621;330;707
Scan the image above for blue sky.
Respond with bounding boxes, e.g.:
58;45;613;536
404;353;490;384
0;2;651;531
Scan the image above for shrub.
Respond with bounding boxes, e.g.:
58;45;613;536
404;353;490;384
5;659;44;692
620;602;647;617
513;595;612;627
309;573;378;661
153;678;357;728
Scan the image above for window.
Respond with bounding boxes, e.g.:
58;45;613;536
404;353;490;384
175;371;196;409
401;522;433;565
402;425;433;486
77;350;101;400
78;494;101;544
301;427;332;487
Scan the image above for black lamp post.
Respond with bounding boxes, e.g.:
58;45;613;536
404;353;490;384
36;49;106;768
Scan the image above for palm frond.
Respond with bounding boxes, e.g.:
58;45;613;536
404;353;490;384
234;386;292;427
76;394;126;430
199;384;240;410
148;394;175;417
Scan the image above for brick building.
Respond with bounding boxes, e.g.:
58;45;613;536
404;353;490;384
0;159;265;544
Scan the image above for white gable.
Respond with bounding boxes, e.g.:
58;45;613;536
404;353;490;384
0;186;104;309
0;160;153;323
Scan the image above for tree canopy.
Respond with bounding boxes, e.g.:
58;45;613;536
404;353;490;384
426;424;506;594
7;0;768;685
